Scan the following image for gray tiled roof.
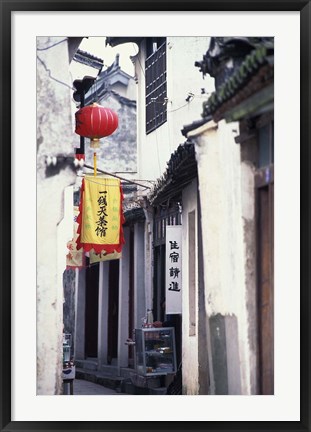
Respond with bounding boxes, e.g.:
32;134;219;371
195;37;274;120
203;44;274;118
148;141;197;206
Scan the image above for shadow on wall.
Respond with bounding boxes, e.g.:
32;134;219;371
209;313;242;395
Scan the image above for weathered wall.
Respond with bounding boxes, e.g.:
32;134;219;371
188;118;256;395
239;131;258;394
181;179;199;395
59;185;75;350
37;37;78;394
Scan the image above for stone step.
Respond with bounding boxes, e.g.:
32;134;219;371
75;360;135;379
75;359;97;371
75;368;124;391
120;367;135;379
75;368;169;395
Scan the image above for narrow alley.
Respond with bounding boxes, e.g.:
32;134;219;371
36;35;276;398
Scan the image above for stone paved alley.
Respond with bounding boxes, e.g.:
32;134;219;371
67;379;126;396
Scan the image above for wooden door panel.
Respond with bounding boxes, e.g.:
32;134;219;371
85;261;99;358
258;185;274;394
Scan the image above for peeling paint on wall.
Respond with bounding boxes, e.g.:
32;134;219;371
37;36;78;395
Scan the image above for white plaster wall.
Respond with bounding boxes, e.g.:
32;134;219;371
57;186;74;299
37;37;77;395
135;37;214;182
133;46;147;181
56;185;74;372
240;161;258;394
189;119;253;395
126;78;138;101
108;79;137;101
181;179;199;394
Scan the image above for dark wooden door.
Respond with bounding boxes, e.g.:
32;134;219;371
258;184;274;394
85;260;99;358
107;260;119;363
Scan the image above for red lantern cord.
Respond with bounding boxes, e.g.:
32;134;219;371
94;152;97;177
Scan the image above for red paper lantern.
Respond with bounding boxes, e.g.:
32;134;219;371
75;103;118;148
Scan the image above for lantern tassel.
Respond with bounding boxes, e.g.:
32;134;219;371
94;152;97;177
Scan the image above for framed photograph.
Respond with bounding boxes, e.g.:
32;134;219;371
2;1;308;431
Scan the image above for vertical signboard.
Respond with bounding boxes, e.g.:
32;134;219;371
166;225;182;314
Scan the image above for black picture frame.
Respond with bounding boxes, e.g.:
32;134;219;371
1;1;309;431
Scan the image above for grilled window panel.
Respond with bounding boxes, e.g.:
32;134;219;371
145;42;167;134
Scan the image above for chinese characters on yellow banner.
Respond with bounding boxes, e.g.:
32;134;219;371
76;175;125;254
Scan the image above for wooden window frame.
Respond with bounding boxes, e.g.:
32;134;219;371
145;39;167;134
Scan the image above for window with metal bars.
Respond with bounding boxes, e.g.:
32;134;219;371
145;38;167;134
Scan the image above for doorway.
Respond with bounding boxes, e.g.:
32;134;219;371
107;260;120;364
84;259;99;358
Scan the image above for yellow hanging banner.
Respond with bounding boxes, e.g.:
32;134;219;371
77;175;124;254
